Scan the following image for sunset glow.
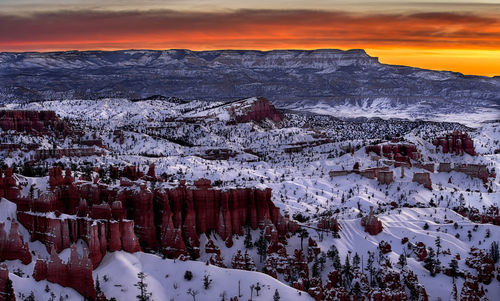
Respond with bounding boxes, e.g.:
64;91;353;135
1;1;499;76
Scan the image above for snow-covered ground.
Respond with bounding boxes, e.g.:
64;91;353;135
1;98;499;300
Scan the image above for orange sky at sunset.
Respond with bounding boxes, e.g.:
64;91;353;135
1;2;499;76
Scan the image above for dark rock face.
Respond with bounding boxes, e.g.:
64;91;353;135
0;49;498;116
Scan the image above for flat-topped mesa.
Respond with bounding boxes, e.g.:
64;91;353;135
433;131;475;155
361;206;383;235
0;110;71;136
188;48;379;69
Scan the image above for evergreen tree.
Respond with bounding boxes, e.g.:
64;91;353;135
490;241;499;263
332;252;342;271
398;253;407;268
135;272;152;301
95;275;102;294
448;259;459;283
326;244;338;261
203;274;213;290
343;254;352;288
4;278;14;301
298;228;309;250
244;227;253;249
312;257;320;278
352;253;360;271
255;231;268;263
273;289;281;301
255;282;261;296
424;248;437;276
351;281;362;298
435;236;441;257
366;251;375;287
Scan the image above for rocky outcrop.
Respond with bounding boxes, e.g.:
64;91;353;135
0;110;70;137
412;172;433;190
15;166;295;266
361;206;383;235
437;163;490;183
433;131;475;156
377;171;394;185
0;169;20;201
232;97;282;124
17;211;141;268
0;264;15;301
366;143;421;164
34;147;102;161
33;245;96;300
0;221;32;264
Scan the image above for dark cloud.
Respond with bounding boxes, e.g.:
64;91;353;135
0;9;498;50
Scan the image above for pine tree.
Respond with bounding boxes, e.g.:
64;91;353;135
273;289;281;301
203;274;213;290
255;231;268;263
95;275;102;294
333;253;342;271
435;236;441;257
4;278;14;301
352;253;360;271
244;227;253;249
298;228;309;250
351;281;362;297
135;272;152;301
424;248;437;276
343;254;352;288
490;241;499;263
326;244;338;261
449;259;459;283
366;251;375;287
398;253;407;268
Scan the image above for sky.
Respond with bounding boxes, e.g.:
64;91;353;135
1;0;499;76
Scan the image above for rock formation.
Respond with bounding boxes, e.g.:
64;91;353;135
0;264;15;301
33;245;96;300
412;172;433;190
433;131;475;155
0;221;32;264
232;97;283;123
377;171;394;185
361;207;383;235
0;110;70;137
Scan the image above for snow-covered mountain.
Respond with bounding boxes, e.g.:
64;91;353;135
1;49;499;123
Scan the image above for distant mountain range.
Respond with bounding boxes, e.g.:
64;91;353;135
0;49;498;124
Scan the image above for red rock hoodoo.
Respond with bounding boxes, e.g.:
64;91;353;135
234;97;283;123
412;172;433;190
33;245;96;300
361;206;383;235
0;221;32;264
433;131;475;155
